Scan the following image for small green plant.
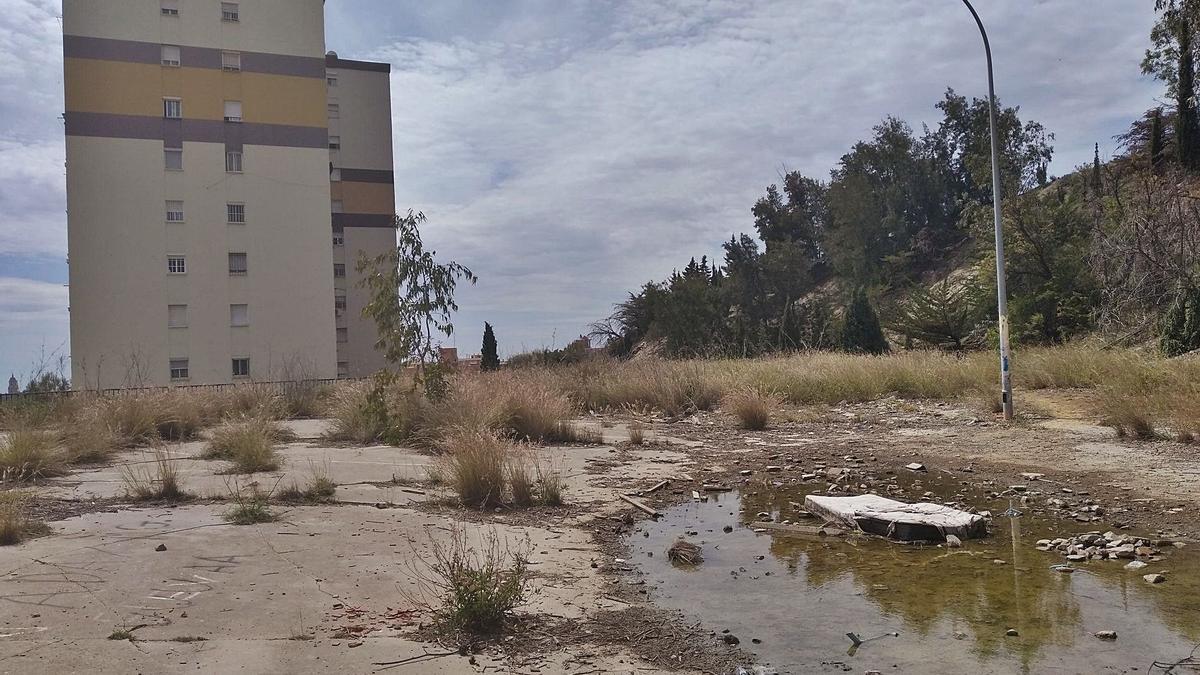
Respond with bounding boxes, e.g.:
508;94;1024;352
107;628;134;641
120;447;189;501
404;528;531;634
223;479;278;525
278;461;337;503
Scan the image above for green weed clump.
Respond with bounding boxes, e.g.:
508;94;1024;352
409;529;530;634
205;416;291;473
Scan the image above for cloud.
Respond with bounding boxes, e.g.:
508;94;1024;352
0;0;1168;375
0;277;69;380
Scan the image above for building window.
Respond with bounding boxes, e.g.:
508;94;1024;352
327;71;338;87
337;361;349;378
222;51;241;72
161;0;179;16
225;151;242;173
232;358;250;378
169;358;189;380
332;230;344;247
166;200;184;222
221;2;239;22
333;263;346;278
230;304;249;327
336;327;348;343
226;203;245;223
163;98;182;119
334;294;347;313
165;148;183;171
331;199;344;213
327;103;339;118
328;136;340;150
167;304;187;328
224;100;242;122
167;256;186;274
228;252;247;275
161;45;180;67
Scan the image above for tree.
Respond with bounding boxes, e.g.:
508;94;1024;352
25;372;69;393
1151;108;1167;170
841;287;888;354
481;323;500;371
1145;1;1200;169
1091;143;1103;194
357;211;477;373
891;277;985;350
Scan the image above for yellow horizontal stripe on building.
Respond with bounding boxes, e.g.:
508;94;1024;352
64;58;327;128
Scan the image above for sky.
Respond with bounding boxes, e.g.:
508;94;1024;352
0;0;1164;385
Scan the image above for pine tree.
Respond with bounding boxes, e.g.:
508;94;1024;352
481;322;500;371
1091;143;1103;193
1150;107;1166;171
840;287;889;354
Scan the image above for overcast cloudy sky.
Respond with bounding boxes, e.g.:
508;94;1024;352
0;0;1163;383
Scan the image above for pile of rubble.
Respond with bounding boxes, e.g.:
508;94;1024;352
1036;530;1179;567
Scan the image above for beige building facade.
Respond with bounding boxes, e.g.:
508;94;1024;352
63;0;395;388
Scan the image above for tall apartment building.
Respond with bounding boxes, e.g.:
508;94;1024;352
62;0;395;388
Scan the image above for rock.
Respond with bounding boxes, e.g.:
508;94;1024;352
723;525;734;533
1006;628;1019;637
993;559;1007;565
1094;630;1118;640
739;470;753;476
723;634;740;645
1143;573;1167;584
1009;485;1028;492
765;466;783;472
905;463;926;472
155;544;167;552
952;630;968;640
1020;472;1044;480
1125;560;1148;571
945;535;962;548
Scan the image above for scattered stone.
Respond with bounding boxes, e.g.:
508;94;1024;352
155;544;167;552
1020;472;1045;481
723;525;734;533
1094;631;1118;641
1125;560;1148;571
723;634;740;645
1006;628;1019;637
905;463;926;472
1009;485;1028;492
945;535;962;548
739;470;753;476
765;466;783;473
952;630;968;640
1143;573;1166;584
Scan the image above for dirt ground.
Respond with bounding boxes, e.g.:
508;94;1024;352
0;390;1197;674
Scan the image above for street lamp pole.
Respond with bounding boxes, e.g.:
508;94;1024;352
961;0;1014;420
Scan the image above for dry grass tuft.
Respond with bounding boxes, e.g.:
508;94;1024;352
437;429;510;509
724;387;781;430
120;447;189;501
507;454;534;508
666;539;703;565
0;429;67;482
627;421;646;445
535;457;565;506
0;491;51;545
205;416;289;473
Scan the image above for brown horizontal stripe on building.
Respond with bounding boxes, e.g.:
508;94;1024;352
64;34;326;78
332;213;396;228
338;168;394;183
325;55;391;73
65;111;327;148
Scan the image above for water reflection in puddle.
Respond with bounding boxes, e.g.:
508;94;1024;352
628;484;1200;674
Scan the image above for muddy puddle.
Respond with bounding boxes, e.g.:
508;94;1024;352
628;474;1200;674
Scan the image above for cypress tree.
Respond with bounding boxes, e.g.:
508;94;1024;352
841;287;889;354
1177;14;1200;170
1091;143;1103;193
1150;108;1166;171
481;322;500;371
